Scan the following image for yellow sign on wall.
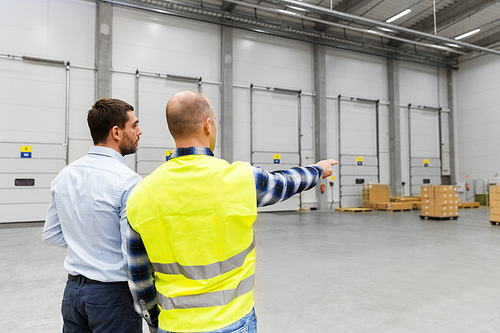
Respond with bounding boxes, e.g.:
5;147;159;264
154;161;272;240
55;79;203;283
423;159;429;168
166;150;173;161
357;156;363;166
21;146;32;158
273;154;281;164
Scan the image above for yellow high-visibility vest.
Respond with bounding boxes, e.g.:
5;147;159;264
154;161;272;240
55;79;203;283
127;154;257;332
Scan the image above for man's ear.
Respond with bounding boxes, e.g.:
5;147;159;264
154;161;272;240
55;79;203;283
110;125;121;141
203;117;211;134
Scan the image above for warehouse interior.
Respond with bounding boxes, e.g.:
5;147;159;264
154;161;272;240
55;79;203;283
1;0;500;331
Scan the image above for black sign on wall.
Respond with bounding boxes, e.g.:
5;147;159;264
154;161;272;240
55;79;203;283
15;179;35;186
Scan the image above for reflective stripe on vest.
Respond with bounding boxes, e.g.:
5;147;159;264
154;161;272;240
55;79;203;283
151;235;256;280
157;274;255;310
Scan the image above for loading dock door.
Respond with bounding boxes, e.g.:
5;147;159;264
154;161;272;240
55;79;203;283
338;97;380;208
250;85;301;212
408;105;442;195
0;59;68;223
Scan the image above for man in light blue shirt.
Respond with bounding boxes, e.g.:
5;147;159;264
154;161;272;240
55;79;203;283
43;99;143;333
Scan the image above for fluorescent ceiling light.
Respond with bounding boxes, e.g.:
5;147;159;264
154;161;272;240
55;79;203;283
286;5;309;12
377;27;395;33
365;29;383;36
277;9;300;16
386;9;411;23
454;28;481;40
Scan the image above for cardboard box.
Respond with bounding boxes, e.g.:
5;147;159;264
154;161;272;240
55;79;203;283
434;185;457;193
421;204;434;216
491;206;500;215
375;202;413;211
421;198;433;205
434;198;454;206
432;210;458;217
362;184;390;207
421;186;434;198
491;186;500;194
435;192;454;199
490;192;500;202
434;205;453;212
490;213;500;222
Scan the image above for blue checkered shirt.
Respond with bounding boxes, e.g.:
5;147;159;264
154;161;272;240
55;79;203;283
126;147;322;328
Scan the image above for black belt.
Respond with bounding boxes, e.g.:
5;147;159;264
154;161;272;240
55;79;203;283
68;274;127;285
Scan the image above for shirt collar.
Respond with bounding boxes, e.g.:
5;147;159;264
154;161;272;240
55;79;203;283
168;147;214;160
89;146;127;166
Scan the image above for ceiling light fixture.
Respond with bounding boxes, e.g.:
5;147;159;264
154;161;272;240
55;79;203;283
277;9;300;16
386;9;411;23
378;27;395;33
286;5;309;12
454;28;481;40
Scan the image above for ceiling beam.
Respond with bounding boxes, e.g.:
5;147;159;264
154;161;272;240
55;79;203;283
409;0;500;33
473;29;500;48
388;0;500;48
315;0;378;31
274;0;500;55
334;0;376;14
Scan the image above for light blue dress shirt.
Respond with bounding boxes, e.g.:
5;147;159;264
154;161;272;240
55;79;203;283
43;146;142;282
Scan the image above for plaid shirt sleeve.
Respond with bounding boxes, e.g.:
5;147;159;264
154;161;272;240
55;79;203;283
125;161;322;329
252;164;323;207
126;222;160;329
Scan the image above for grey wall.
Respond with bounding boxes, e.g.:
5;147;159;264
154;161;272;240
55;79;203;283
0;0;456;222
455;54;500;183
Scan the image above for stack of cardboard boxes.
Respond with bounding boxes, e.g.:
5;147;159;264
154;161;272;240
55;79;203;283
362;184;390;208
421;185;459;218
490;186;500;223
391;196;421;210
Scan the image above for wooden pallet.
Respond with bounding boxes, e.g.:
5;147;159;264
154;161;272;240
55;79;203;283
335;207;373;213
458;202;480;209
490;221;500;226
419;215;459;221
377;207;412;212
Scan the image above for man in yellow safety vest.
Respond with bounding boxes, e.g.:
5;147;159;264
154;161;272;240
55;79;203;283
126;90;336;333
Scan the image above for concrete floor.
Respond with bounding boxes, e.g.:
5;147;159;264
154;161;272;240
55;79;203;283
2;208;500;332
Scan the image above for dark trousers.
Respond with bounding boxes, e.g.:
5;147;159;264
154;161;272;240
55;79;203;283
61;276;142;333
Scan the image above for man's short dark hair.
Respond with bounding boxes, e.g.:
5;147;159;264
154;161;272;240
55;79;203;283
87;99;134;144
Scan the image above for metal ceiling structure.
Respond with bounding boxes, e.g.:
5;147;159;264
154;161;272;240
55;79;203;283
100;0;500;67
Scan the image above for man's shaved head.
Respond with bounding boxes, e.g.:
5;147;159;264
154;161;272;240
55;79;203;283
166;91;214;139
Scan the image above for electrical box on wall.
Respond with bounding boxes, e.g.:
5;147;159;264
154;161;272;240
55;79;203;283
457;182;465;193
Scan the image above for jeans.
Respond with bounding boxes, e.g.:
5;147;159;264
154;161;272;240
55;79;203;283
160;308;257;333
61;276;142;333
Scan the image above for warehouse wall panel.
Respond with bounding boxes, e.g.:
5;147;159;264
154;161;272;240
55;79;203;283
400;62;439;106
325;48;388;99
112;7;219;80
455;54;500;181
0;0;95;223
0;0;95;66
